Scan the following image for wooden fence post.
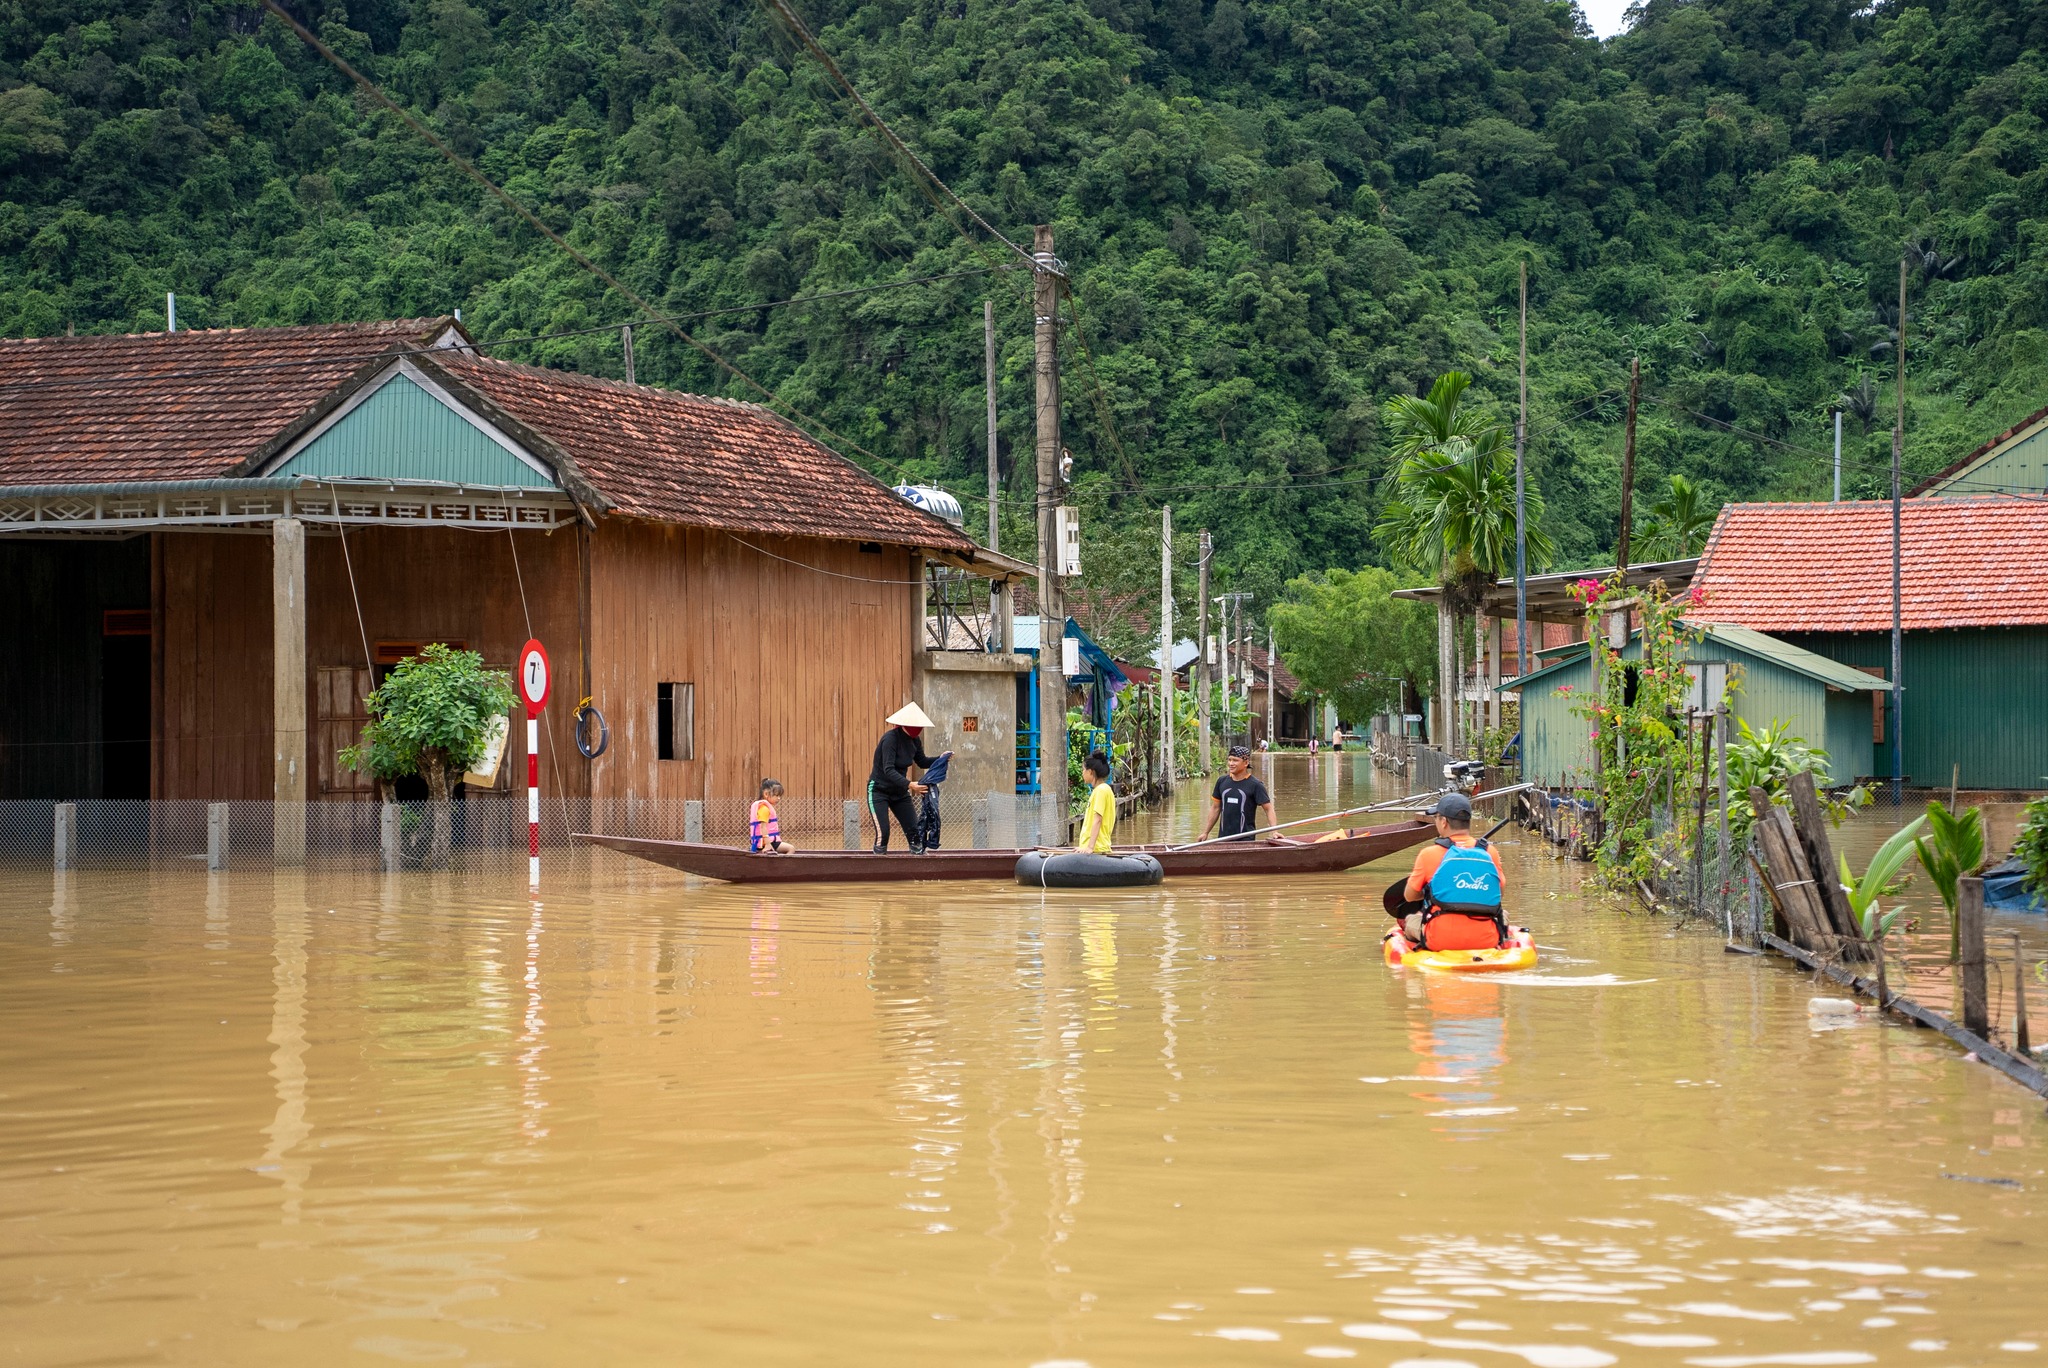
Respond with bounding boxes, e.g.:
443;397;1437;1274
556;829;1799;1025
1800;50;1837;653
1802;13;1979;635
1749;787;1832;952
1958;876;1988;1037
1786;771;1865;955
2010;932;2031;1057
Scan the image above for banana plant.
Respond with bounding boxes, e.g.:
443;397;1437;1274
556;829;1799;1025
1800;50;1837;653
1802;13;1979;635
1839;815;1927;945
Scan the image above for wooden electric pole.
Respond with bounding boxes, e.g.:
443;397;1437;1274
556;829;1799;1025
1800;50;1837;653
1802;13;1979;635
1617;356;1640;574
1196;530;1212;774
1515;260;1529;679
1033;225;1067;839
985;299;1011;651
1159;504;1173;791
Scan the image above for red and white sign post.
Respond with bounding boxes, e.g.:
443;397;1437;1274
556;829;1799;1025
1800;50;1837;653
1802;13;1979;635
518;639;551;886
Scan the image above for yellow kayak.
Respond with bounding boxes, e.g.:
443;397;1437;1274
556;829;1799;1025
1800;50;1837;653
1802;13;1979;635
1383;926;1538;973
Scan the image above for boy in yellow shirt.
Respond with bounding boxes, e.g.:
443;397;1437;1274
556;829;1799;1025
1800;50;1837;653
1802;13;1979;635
1073;751;1117;855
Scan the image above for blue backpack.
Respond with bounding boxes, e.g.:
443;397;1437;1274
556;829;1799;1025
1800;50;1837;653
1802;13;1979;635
1424;838;1504;917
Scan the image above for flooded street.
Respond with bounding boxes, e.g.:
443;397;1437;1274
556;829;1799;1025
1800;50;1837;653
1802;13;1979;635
3;759;2043;1366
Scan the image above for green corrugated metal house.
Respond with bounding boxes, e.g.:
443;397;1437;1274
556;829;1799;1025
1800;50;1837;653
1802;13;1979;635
1506;624;1887;787
1688;498;2048;791
1909;403;2048;499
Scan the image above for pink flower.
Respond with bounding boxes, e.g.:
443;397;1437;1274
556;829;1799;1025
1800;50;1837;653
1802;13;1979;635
1688;585;1709;607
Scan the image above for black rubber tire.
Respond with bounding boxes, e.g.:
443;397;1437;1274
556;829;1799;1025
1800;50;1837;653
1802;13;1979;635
1015;850;1165;888
574;704;610;759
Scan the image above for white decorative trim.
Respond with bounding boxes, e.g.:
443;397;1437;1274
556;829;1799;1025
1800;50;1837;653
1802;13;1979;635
0;482;576;536
258;357;557;483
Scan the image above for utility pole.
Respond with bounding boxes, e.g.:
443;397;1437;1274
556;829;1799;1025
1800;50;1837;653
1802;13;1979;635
621;324;635;385
1617;356;1640;574
1266;623;1276;751
985;299;1011;652
1833;405;1843;503
1033;225;1067;839
1159;504;1173;791
1196;531;1212;774
1891;254;1906;808
1515;260;1529;680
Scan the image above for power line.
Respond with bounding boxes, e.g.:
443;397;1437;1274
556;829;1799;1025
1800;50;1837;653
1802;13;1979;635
257;0;943;499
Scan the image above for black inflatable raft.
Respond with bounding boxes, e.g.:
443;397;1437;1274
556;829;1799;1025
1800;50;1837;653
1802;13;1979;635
1015;850;1166;888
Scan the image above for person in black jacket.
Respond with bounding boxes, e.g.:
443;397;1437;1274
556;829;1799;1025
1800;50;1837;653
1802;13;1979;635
869;703;950;853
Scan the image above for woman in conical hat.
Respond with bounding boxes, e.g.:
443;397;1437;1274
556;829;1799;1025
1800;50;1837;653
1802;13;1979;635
868;703;949;853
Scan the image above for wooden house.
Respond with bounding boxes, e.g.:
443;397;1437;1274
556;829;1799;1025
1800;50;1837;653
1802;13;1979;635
0;319;1028;849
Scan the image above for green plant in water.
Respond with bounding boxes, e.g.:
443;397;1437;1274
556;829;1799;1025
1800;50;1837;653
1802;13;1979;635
1914;801;1985;962
1839;815;1926;946
341;644;515;869
2015;795;2048;897
1725;717;1870;842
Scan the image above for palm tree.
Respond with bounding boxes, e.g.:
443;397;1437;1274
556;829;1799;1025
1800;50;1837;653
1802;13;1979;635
1635;474;1716;561
1377;373;1556;753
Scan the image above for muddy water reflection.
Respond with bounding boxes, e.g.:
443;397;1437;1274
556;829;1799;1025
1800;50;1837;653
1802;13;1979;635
0;757;2042;1364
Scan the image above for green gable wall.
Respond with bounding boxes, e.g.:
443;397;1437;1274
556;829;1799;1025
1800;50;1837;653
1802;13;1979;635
1516;634;1877;789
1923;419;2048;497
1778;630;2048;791
272;372;556;488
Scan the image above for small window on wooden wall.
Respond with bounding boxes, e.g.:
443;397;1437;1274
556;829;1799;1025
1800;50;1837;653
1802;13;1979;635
658;682;694;761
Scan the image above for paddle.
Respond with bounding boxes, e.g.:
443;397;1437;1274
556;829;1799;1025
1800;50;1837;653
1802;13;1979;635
1169;781;1533;852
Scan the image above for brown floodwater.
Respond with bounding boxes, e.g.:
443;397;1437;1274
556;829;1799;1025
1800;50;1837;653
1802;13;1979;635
3;756;2043;1366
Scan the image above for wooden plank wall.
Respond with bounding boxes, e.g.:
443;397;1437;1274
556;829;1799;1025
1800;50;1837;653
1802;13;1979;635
158;526;584;800
588;521;916;805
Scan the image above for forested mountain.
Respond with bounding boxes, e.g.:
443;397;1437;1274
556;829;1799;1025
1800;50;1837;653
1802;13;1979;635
4;0;2045;622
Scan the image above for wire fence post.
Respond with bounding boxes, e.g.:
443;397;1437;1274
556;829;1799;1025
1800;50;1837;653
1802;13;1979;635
54;802;75;871
684;800;704;845
207;802;228;870
843;800;860;850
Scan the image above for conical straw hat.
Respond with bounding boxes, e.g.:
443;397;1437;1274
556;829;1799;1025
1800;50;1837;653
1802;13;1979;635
885;702;935;728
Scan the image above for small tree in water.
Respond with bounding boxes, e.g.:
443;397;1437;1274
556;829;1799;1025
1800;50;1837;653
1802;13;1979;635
340;645;514;869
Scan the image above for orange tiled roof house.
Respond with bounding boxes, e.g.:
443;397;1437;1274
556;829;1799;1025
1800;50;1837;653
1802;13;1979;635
1683;498;2048;791
0;320;1028;830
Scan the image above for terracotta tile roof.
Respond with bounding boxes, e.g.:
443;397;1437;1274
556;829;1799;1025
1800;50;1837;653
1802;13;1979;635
0;320;974;552
0;320;450;485
428;350;973;551
1687;498;2048;631
1907;402;2048;496
1241;644;1301;696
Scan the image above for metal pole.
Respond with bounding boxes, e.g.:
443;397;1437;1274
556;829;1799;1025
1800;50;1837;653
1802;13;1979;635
1197;531;1212;773
1891;255;1906;807
1160;503;1173;787
1617;356;1639;574
1833;406;1843;502
1266;623;1276;749
1033;225;1067;838
1515;260;1529;680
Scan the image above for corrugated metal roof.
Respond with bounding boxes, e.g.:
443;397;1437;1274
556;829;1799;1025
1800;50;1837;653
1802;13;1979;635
1694;622;1888;691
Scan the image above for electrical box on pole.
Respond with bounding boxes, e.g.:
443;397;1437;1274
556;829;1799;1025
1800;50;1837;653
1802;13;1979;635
1056;505;1081;578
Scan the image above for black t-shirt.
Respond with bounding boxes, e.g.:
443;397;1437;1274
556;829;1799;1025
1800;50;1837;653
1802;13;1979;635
1211;773;1271;839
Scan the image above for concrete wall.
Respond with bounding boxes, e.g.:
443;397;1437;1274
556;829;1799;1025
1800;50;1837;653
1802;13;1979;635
914;651;1031;797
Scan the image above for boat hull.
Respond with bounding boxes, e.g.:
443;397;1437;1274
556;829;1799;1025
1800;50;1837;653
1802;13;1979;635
1382;926;1538;973
575;819;1432;884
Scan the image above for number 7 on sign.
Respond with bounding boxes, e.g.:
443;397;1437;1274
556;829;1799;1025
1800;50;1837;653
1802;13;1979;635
518;639;551;884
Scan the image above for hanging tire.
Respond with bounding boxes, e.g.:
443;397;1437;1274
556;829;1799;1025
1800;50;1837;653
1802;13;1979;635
574;703;610;759
1015;850;1165;888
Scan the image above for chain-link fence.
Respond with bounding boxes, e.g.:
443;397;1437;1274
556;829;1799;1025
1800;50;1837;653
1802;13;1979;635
0;790;1051;871
1518;786;1767;939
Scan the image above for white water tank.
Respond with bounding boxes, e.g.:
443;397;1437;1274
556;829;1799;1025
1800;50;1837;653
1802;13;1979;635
893;485;964;527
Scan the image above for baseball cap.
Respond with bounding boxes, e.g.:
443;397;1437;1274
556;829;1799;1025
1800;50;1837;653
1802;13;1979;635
1423;793;1473;820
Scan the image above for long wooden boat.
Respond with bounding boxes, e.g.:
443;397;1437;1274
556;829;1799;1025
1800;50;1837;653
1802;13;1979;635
574;818;1433;884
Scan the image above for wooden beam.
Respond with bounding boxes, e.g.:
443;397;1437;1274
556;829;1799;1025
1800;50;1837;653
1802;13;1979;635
1958;876;1988;1036
273;517;308;863
1787;771;1866;956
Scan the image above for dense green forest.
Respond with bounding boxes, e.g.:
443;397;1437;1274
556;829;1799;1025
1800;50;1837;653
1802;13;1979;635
3;0;2046;633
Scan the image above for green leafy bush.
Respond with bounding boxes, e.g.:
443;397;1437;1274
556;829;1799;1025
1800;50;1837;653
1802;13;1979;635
2016;796;2048;898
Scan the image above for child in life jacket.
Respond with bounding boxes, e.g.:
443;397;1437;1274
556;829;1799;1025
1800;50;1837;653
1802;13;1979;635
750;779;794;854
1392;792;1506;950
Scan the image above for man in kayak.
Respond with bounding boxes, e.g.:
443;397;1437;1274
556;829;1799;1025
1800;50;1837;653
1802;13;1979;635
1198;745;1276;842
1392;793;1507;949
869;703;951;854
